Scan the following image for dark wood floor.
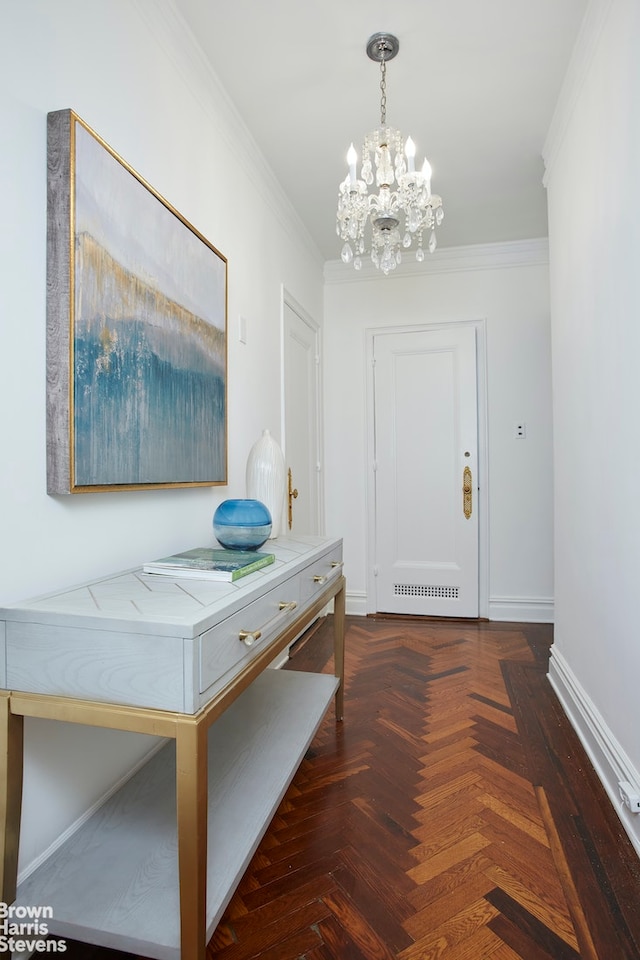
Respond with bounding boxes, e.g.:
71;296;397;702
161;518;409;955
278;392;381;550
62;615;640;959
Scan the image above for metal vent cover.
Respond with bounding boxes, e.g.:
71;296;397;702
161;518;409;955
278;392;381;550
394;584;459;599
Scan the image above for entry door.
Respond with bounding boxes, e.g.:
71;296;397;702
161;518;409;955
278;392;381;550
283;299;321;535
373;326;478;616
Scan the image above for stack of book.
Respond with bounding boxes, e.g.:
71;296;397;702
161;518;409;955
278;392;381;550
143;547;275;582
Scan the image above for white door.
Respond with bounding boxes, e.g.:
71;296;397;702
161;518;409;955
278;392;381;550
373;325;479;616
283;298;321;535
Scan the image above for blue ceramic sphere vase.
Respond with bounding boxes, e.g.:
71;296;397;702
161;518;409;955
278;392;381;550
213;499;272;551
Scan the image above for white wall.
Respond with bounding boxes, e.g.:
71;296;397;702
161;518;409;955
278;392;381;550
0;0;323;875
323;244;554;620
544;0;640;855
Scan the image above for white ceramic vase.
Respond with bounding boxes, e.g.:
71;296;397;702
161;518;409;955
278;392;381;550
246;429;286;539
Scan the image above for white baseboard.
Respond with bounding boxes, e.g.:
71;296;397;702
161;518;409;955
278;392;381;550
489;596;554;623
548;647;640;859
346;590;367;617
350;593;553;621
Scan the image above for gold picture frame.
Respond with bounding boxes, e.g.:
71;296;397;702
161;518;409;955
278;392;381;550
46;109;227;494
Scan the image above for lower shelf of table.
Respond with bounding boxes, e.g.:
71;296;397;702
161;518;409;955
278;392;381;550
14;668;339;960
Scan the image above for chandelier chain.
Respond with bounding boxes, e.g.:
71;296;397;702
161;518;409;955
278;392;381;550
379;58;387;126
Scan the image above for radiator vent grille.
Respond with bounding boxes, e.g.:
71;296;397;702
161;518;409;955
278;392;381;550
394;584;459;599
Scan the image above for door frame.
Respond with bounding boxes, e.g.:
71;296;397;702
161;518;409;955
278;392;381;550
365;318;489;618
280;287;324;535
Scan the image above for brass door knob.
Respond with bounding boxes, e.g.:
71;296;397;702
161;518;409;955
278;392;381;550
287;468;299;529
463;465;472;519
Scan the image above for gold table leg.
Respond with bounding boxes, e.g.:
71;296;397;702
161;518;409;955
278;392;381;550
0;692;23;904
333;577;346;721
175;718;208;960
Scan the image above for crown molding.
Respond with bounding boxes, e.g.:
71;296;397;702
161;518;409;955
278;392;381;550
543;0;615;184
130;0;323;268
323;237;549;284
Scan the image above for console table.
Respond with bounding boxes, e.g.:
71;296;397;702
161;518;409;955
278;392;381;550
0;535;344;960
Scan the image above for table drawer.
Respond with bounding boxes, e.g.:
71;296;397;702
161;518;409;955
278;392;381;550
199;575;301;694
298;543;343;606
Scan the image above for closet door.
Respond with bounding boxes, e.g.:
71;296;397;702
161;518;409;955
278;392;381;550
283;298;322;535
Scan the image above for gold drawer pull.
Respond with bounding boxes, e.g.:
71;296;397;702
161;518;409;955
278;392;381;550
238;629;262;647
313;575;328;584
278;601;297;612
331;561;343;568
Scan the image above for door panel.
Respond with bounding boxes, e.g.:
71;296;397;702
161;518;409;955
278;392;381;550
283;301;320;535
374;326;478;616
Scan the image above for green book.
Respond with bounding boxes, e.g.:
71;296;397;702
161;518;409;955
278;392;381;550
143;547;275;582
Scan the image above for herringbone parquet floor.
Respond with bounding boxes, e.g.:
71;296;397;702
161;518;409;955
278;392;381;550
61;615;640;960
207;616;640;960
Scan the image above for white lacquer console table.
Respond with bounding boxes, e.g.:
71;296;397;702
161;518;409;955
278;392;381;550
0;535;344;960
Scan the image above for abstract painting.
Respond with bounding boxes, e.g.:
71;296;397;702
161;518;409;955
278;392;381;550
46;109;227;493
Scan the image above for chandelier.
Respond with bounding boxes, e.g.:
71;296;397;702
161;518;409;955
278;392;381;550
336;33;444;274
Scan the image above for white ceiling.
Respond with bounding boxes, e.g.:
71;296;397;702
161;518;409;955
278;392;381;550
174;0;587;260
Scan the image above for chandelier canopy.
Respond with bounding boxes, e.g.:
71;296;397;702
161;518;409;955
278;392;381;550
336;33;444;274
